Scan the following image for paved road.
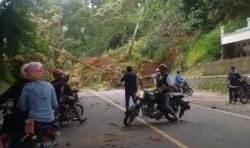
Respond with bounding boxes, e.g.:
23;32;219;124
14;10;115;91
57;90;250;148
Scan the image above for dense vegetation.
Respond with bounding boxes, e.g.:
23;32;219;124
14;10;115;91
1;0;250;90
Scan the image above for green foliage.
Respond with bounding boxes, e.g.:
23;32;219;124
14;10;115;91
1;0;250;91
153;48;166;63
0;0;51;87
197;78;228;93
0;58;13;82
0;0;48;57
182;0;249;31
140;37;160;59
186;29;221;67
63;38;84;56
224;18;246;33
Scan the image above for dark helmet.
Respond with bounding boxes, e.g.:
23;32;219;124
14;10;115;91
177;70;180;74
158;64;168;70
53;69;64;79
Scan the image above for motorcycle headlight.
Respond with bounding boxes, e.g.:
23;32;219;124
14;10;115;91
137;91;145;99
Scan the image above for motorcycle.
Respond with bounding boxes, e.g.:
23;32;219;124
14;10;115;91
21;120;59;148
123;88;190;126
0;99;59;148
181;81;193;96
228;80;250;104
228;84;249;104
56;90;84;127
0;99;14;148
239;82;250;104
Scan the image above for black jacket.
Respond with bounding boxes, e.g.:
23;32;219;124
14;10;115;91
228;72;241;86
0;78;28;108
51;80;73;102
121;72;138;94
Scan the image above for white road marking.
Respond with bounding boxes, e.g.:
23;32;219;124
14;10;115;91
192;104;250;120
90;90;189;148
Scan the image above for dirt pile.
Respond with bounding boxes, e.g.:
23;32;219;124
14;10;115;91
68;51;173;89
69;53;132;89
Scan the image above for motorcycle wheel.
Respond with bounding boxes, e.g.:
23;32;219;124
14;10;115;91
165;113;178;122
71;102;84;121
123;105;139;127
185;88;193;96
75;102;84;117
239;93;249;104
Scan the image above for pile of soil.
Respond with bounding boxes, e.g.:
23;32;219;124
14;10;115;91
69;51;175;89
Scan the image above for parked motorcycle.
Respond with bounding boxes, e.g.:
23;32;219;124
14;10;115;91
56;90;84;127
123;88;190;126
228;79;250;104
228;84;247;104
239;82;250;104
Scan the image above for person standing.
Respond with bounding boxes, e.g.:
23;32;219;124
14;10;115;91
121;66;138;112
228;66;241;104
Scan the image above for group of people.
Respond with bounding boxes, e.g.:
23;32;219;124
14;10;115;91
0;59;86;148
120;64;188;117
0;59;190;147
120;64;250;111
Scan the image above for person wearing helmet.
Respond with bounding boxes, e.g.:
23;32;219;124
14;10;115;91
142;64;177;120
175;70;184;91
155;64;175;91
8;62;58;148
51;69;87;124
0;62;30;148
0;62;29;107
19;62;58;123
51;69;65;102
10;55;25;79
155;64;179;120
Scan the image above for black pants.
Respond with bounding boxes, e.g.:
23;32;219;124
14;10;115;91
2;111;27;148
1;111;27;134
229;86;240;103
125;92;136;111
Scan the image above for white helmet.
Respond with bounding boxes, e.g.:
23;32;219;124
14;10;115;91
20;63;30;78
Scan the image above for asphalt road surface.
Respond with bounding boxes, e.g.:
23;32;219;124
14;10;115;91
57;90;250;148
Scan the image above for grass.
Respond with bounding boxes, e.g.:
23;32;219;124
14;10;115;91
186;28;221;67
0;81;10;94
